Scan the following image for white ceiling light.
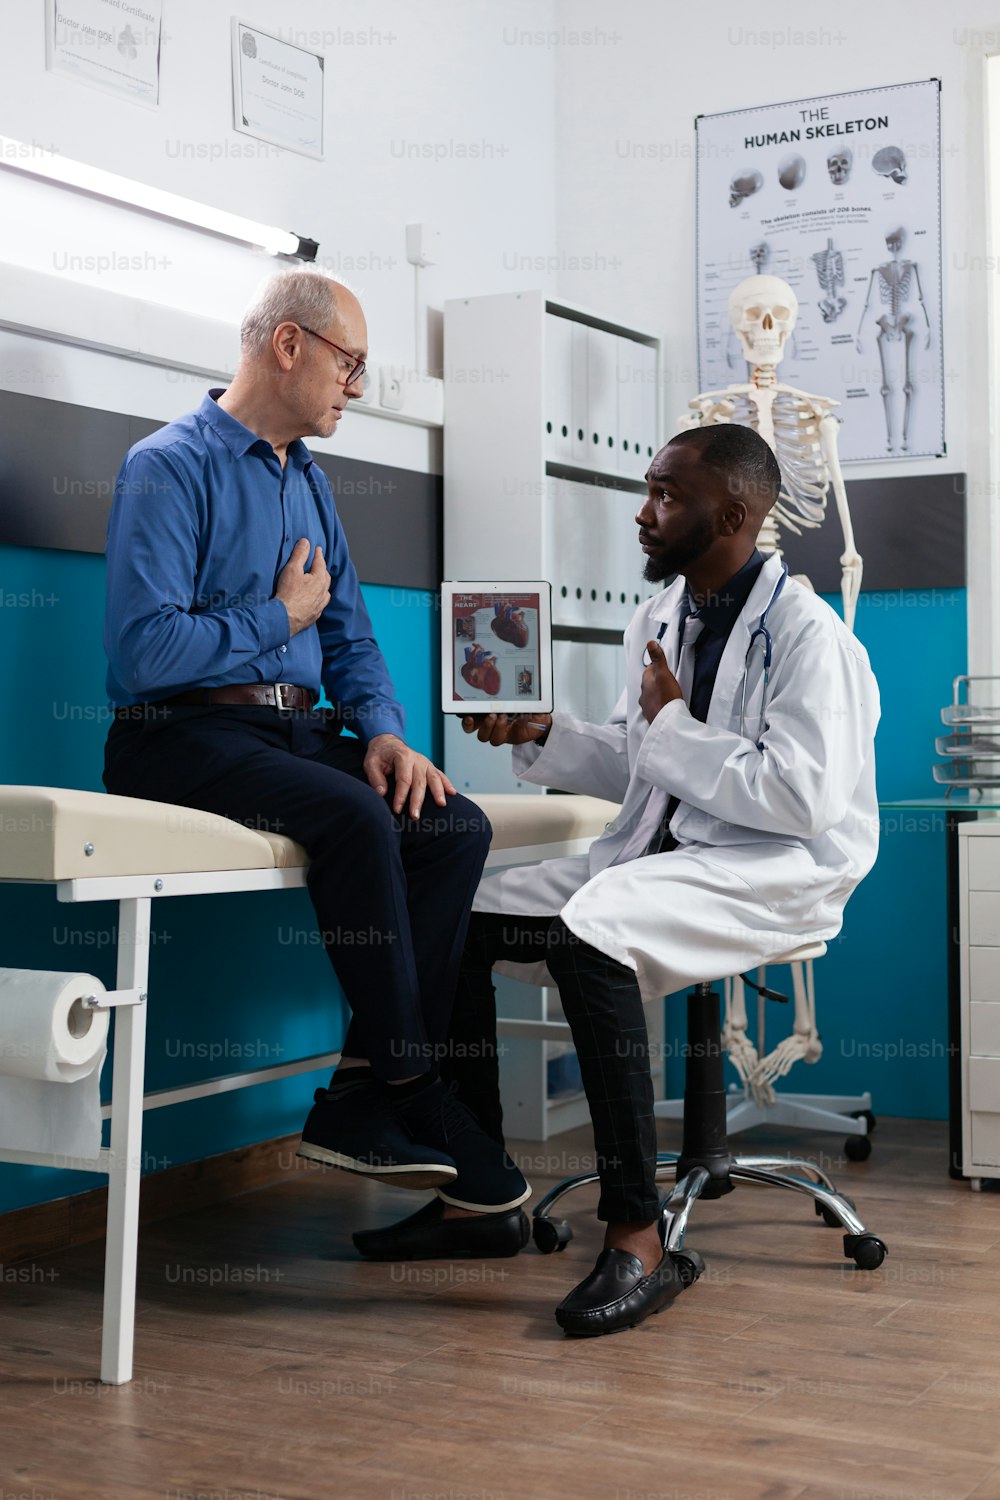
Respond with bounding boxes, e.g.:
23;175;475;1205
0;136;318;260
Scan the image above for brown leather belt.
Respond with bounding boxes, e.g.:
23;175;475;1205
163;684;317;710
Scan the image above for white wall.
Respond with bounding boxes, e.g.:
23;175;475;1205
0;0;560;468
551;0;1000;671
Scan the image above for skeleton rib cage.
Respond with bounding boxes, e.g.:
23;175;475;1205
876;260;915;316
687;387;833;542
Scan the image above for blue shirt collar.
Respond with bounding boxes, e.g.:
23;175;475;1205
683;549;766;635
201;389;313;471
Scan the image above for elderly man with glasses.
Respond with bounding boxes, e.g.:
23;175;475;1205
102;270;530;1240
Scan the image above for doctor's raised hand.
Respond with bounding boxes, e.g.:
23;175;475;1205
460;712;552;748
639;638;683;723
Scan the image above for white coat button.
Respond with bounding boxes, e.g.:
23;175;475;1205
280;645;287;653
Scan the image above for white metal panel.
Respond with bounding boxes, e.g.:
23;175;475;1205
969;892;1000;946
544;312;573;463
969;836;1000;892
970;1111;1000;1171
970;1002;1000;1057
967;1055;1000;1110
970;945;1000;1002
444;290;544;579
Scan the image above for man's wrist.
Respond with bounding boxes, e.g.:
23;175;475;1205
523;713;552;745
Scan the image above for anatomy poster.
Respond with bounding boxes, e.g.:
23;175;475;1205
695;80;944;462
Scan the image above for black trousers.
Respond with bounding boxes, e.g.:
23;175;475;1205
446;912;660;1223
103;704;491;1081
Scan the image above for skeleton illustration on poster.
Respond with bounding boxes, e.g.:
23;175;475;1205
695;80;944;462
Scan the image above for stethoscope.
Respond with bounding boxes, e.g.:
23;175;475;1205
642;563;789;748
740;563;789;746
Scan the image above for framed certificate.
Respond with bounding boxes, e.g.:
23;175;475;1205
45;0;162;105
441;582;553;715
231;19;324;160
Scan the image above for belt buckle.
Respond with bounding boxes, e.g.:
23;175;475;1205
274;683;293;711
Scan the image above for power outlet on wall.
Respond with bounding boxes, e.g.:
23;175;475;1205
379;366;405;411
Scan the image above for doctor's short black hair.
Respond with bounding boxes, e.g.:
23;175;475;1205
667;424;782;514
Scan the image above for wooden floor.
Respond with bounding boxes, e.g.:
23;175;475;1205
2;1115;1000;1500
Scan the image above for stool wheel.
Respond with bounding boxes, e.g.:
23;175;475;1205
533;1218;572;1254
844;1133;872;1162
844;1233;887;1270
849;1108;877;1134
668;1249;705;1289
815;1194;855;1228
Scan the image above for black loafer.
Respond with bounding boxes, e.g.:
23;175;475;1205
353;1198;531;1260
555;1220;688;1337
296;1080;458;1190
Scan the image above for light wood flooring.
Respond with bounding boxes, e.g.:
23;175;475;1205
2;1115;1000;1500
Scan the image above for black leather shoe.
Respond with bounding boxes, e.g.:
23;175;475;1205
555;1217;685;1337
353;1197;531;1260
297;1079;458;1190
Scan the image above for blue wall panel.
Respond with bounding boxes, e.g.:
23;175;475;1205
0;544;441;1213
0;546;968;1215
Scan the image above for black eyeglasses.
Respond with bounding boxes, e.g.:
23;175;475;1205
299;325;366;386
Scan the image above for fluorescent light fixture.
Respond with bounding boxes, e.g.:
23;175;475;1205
0;135;318;261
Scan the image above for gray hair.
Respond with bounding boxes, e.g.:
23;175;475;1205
239;270;338;357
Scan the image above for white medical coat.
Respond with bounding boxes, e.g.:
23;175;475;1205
473;552;881;1002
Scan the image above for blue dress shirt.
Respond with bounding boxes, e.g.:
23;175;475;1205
103;390;405;742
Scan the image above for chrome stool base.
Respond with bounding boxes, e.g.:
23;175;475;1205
531;982;889;1274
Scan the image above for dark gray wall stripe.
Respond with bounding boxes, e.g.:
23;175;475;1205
0;389;966;593
779;471;965;592
0;389;442;591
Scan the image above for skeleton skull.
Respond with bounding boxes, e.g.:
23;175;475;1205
729;168;763;208
727;275;799;367
827;148;852;185
872;145;907;186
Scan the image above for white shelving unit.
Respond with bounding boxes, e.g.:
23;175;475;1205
959;820;1000;1186
442;288;664;1139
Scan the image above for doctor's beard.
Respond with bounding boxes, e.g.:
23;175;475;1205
641;514;717;584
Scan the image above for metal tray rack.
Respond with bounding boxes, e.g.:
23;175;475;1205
934;676;1000;791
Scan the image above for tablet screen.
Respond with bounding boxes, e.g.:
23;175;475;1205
441;581;552;713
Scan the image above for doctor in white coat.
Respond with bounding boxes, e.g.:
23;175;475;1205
361;425;881;1337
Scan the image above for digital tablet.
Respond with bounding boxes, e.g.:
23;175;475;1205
441;581;553;714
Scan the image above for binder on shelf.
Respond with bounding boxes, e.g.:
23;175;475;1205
544;312;573;462
586;326;618;469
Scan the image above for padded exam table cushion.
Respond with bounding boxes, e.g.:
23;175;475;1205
0;787;618;882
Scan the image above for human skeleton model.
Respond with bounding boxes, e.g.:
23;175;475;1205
811;237;846;323
679;274;864;1103
857;229;931;454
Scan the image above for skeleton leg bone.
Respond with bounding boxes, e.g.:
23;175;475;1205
901;314;917;454
876;318;895;452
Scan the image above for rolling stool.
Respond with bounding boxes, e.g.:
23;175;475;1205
532;941;888;1293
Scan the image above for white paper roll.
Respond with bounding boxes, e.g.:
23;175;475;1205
0;968;110;1083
